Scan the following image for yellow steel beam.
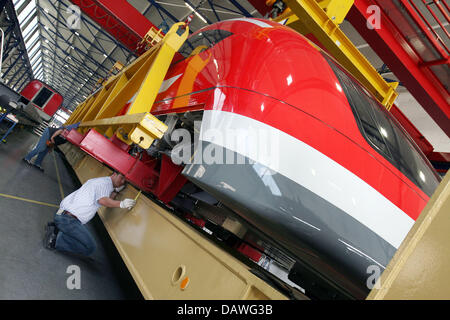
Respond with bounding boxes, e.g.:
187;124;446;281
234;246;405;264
66;97;92;125
282;0;398;108
92;22;188;121
274;1;354;25
94;46;161;120
87;74;129;125
65;22;187;149
102;73;129;110
67;94;97;125
139;26;164;50
317;0;354;24
80;86;111;125
126;22;189;115
64;102;83;125
79;112;168;149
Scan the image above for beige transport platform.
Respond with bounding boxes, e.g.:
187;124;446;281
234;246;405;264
61;143;450;300
59;143;291;300
367;171;450;300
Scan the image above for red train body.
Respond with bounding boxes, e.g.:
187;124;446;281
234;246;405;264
68;18;441;299
150;18;439;298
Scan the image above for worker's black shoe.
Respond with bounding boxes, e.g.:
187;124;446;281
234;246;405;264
44;224;57;250
22;158;31;165
47;222;59;235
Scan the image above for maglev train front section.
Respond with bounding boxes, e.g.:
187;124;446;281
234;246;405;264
148;18;441;299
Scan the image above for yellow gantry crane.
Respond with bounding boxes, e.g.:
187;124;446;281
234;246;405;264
273;0;399;109
65;22;189;149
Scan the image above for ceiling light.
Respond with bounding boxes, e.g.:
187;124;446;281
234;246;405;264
75;31;80;36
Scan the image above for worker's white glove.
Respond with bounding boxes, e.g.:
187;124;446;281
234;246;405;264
114;185;125;193
120;198;136;210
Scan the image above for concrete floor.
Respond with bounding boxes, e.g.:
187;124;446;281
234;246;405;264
0;127;143;299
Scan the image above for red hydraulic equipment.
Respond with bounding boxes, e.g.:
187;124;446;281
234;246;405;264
69;0;162;54
61;128;186;204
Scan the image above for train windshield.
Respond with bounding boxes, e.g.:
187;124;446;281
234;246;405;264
323;54;440;197
33;87;54;108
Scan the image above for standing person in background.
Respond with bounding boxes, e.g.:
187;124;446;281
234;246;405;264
22;122;80;172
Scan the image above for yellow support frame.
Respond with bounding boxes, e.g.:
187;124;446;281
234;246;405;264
281;0;399;109
139;26;164;50
65;22;189;149
317;0;354;24
79;112;167;149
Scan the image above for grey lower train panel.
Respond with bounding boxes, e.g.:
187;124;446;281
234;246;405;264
182;141;396;299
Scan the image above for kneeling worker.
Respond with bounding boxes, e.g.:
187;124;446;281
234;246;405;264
44;171;136;256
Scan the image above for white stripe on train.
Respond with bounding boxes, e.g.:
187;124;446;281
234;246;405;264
199;109;414;249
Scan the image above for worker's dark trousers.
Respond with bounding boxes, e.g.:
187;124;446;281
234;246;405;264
53;212;97;256
24;128;50;166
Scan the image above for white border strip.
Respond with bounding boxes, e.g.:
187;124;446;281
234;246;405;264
200;109;414;249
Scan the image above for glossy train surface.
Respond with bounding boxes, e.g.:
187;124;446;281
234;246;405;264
128;18;440;298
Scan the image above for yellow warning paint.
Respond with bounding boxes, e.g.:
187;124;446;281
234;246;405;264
134;190;142;201
0;192;59;208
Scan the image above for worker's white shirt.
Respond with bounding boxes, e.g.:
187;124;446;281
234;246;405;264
60;176;114;224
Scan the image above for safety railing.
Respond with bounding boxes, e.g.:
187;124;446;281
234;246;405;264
398;0;449;64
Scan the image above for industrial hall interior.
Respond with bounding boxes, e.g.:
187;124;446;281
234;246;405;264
0;0;448;301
